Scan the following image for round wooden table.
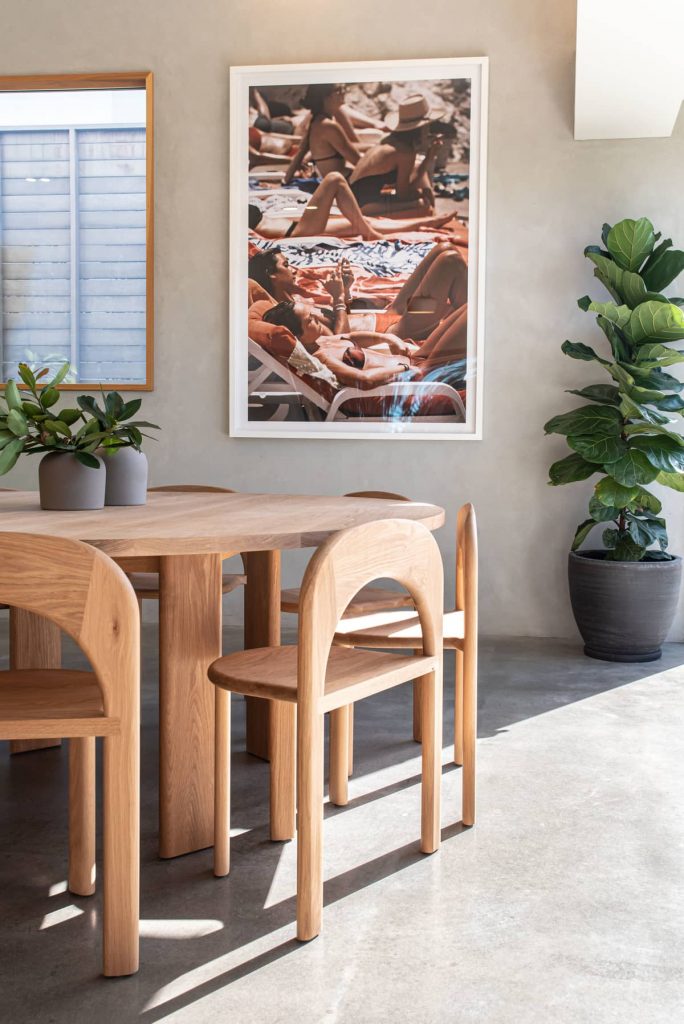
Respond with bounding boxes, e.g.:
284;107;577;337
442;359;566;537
0;490;444;856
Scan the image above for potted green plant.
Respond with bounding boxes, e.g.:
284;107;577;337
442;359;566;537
546;217;684;662
80;392;159;506
0;362;159;510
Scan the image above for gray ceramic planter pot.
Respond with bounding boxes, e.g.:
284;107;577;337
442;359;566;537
568;550;682;663
99;446;148;506
39;451;106;511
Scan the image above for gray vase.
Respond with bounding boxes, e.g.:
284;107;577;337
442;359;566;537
39;451;106;511
100;446;148;506
568;550;682;662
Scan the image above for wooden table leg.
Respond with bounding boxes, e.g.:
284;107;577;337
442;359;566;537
243;550;295;841
243;551;281;759
158;553;222;858
9;608;62;754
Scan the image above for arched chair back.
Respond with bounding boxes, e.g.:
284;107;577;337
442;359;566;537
298;519;443;699
0;532;140;976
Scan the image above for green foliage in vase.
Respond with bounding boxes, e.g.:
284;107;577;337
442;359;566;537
545;218;684;561
0;362;160;474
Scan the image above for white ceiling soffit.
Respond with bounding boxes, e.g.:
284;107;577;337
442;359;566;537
575;0;684;140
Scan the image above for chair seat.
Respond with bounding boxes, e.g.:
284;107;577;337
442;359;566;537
281;583;415;617
129;571;247;600
0;670;119;740
334;609;464;650
208;645;437;712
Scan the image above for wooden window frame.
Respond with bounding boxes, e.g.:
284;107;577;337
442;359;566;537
0;71;154;391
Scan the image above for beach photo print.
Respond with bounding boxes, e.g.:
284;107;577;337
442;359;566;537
230;57;488;439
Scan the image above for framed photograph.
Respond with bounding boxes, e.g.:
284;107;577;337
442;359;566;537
230;57;487;439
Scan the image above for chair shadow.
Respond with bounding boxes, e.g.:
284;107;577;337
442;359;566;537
139;812;469;1022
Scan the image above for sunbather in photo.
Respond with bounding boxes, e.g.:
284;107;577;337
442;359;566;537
283;84;385;184
248;244;466;340
348;95;443;217
262;294;468;389
249;171;453;242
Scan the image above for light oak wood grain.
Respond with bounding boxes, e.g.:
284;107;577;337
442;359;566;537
281;491;415;796
0;533;140;976
209;518;443;942
9;608;62;754
159;554;221;858
333;503;478;825
0;491;443;557
0;490;443;859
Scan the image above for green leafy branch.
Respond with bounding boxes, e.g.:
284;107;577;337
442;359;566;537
0;362;160;475
545;218;684;561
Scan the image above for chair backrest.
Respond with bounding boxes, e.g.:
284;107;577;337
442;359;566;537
456;504;477;641
297;519;443;702
344;491;410;501
149;485;236;493
0;533;140;723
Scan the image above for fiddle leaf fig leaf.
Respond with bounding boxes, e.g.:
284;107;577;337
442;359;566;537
595;477;640;507
544;405;623;437
588;495;620;522
566;384;620;406
567;434;627;464
628;301;684;344
585;251;625;303
634;343;684;366
605;534;647;561
629;435;684;473
561;340;609;364
584;300;631;329
610;448;660;487
571;519;596;551
641;246;684;293
656;470;684;492
548;453;597;485
606;218;655;271
627;486;662;514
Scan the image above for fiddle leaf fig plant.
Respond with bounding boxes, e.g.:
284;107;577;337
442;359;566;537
545;218;684;561
0;361;159;474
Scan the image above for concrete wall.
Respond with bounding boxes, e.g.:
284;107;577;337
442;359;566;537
3;0;684;637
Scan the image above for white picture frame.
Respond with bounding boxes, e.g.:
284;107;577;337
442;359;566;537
230;56;488;440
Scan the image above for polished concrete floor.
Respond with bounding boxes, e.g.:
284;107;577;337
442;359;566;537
1;626;683;1023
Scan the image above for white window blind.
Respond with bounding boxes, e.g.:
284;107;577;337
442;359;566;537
0;125;146;383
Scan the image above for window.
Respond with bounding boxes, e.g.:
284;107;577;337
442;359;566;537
0;75;153;388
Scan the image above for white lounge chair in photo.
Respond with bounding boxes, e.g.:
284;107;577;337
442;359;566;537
247;338;466;424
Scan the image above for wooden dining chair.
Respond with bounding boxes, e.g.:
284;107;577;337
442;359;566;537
332;504;478;825
0;533;140;976
209;518;444;941
281;491;417;773
127;485;246;604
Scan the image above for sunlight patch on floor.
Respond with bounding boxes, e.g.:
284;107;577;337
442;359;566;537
39;905;84;929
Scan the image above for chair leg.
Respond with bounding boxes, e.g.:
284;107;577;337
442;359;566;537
297;708;324;942
102;728;139;977
462;639;477;827
68;737;96;897
329;706;349;806
454;650;464;766
270;700;296;841
420;668;442;854
214;687;231;877
412;663;422;743
347;703;354;777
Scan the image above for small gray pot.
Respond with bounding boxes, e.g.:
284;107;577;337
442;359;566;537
100;446;148;506
568;550;682;662
39;451;106;511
